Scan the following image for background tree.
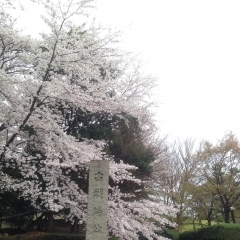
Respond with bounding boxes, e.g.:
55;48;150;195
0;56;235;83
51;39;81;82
150;139;200;231
189;182;221;226
197;132;240;223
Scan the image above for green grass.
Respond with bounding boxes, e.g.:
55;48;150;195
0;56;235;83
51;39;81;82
181;220;219;232
1;222;10;229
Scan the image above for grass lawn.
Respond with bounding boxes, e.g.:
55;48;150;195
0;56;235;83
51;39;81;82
181;220;221;232
1;222;10;229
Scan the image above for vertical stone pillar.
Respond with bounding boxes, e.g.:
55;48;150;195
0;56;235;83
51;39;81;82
86;160;109;240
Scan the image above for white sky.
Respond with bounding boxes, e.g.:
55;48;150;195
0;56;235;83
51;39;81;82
12;0;240;144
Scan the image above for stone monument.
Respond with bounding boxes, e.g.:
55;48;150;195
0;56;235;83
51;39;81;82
86;160;109;240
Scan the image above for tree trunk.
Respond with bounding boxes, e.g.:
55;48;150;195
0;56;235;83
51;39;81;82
207;218;211;226
231;210;236;223
224;208;230;223
199;218;203;228
45;212;54;232
192;221;196;231
70;216;79;233
177;209;183;232
36;214;44;231
207;208;213;226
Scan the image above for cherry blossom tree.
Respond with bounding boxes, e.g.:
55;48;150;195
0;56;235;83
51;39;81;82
0;0;176;239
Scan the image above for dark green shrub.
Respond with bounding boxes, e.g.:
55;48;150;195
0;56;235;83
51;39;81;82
196;224;240;240
178;230;197;240
11;233;85;240
42;234;117;240
39;233;85;240
10;233;118;240
164;229;180;240
179;224;240;240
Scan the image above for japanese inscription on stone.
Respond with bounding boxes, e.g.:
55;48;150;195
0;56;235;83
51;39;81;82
86;160;109;240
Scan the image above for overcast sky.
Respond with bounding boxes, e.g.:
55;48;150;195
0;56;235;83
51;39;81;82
13;0;240;144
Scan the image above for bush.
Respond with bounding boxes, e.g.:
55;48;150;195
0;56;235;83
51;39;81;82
11;233;85;240
197;224;240;240
6;233;118;240
178;230;197;240
37;233;85;240
179;224;240;240
164;229;180;240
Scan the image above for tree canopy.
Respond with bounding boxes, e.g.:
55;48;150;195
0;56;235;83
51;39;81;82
151;133;240;228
